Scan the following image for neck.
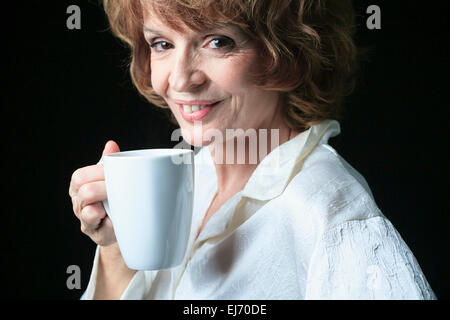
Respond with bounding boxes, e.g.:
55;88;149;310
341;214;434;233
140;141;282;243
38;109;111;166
208;117;298;194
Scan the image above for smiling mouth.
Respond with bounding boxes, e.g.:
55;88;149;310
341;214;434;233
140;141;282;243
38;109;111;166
179;101;220;114
178;100;222;121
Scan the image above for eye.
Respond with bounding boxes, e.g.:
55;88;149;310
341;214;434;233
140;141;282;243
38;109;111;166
149;40;173;52
208;37;236;50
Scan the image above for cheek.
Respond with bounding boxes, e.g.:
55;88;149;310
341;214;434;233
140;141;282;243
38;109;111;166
206;56;254;93
150;61;167;96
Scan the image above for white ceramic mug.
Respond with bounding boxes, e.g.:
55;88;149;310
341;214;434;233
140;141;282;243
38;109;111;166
100;148;194;270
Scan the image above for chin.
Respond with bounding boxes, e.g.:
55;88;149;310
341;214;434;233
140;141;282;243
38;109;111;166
180;126;212;147
181;121;231;148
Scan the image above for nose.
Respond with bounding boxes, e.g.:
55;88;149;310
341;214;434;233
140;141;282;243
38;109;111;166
168;50;206;92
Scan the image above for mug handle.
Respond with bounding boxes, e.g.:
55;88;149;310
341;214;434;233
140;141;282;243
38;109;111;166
97;158;112;220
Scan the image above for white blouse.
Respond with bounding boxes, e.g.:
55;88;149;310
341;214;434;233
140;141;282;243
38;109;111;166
82;119;436;300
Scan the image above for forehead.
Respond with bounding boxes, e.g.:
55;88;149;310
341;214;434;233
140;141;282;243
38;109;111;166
142;6;168;30
140;0;239;34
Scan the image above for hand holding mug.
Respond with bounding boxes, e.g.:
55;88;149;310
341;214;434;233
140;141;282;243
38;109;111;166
69;140;120;247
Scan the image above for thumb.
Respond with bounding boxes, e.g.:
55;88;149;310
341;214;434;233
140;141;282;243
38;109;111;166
100;140;121;160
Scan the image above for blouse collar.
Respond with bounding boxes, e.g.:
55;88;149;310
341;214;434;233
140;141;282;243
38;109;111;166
242;119;341;200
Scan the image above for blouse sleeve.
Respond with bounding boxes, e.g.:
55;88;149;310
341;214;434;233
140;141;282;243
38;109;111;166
80;245;155;300
305;216;436;299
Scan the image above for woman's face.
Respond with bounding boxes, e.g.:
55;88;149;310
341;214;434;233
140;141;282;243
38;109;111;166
143;8;282;147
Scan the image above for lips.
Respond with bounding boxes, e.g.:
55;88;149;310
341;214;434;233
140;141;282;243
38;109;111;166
173;99;220;105
178;100;221;121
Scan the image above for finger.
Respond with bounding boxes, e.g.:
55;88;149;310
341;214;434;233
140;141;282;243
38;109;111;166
69;141;120;198
80;202;106;227
102;140;121;157
69;165;105;197
78;180;107;209
98;140;121;163
92;216;117;246
72;195;82;219
80;206;105;236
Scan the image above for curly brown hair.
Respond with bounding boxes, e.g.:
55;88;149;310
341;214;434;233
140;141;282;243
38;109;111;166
102;0;361;131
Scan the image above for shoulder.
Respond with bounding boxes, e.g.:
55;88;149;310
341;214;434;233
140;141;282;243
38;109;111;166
280;146;436;299
282;144;383;233
305;215;436;299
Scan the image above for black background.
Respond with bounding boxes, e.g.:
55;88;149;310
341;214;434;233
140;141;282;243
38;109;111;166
2;1;448;299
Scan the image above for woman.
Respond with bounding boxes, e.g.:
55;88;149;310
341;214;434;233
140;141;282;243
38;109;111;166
69;0;436;299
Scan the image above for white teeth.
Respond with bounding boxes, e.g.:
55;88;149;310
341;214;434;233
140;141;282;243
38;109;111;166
183;105;192;113
182;104;207;114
